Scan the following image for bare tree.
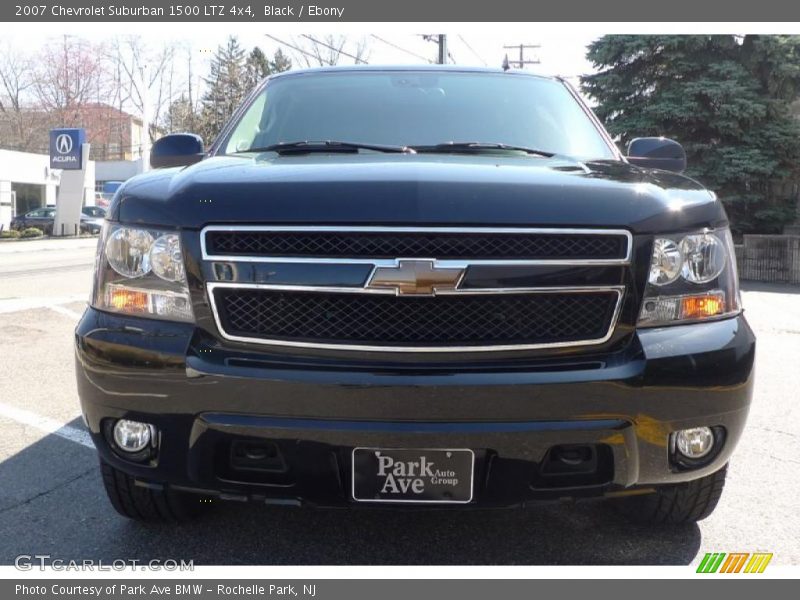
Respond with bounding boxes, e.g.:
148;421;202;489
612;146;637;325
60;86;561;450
285;35;370;67
1;35;187;156
0;42;38;150
108;36;181;143
33;35;109;125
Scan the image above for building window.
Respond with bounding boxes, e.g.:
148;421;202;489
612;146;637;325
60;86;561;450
11;183;46;215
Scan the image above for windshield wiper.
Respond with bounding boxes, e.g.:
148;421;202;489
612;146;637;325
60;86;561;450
238;140;416;155
411;142;555;157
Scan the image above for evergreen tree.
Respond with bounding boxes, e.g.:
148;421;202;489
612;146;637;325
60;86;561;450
164;94;196;134
199;36;247;143
244;47;271;92
582;35;800;233
270;48;292;74
243;46;292;92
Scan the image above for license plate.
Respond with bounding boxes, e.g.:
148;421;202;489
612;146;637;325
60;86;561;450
351;447;474;504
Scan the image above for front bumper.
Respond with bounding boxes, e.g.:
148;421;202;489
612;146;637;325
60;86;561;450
75;308;755;507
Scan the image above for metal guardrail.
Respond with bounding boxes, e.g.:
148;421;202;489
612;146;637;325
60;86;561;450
736;235;800;284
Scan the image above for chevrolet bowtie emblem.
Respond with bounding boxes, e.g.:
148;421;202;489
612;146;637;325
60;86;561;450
367;260;464;296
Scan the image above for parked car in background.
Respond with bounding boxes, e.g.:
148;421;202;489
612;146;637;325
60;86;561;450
95;193;110;209
10;207;57;233
10;205;106;235
82;206;107;219
94;182;124;209
81;206;106;234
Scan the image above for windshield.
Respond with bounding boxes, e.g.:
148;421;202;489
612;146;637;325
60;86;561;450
220;71;616;160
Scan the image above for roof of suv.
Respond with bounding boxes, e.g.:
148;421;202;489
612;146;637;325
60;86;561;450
268;64;559;81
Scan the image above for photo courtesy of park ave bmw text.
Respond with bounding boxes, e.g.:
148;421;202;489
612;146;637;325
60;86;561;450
0;0;799;595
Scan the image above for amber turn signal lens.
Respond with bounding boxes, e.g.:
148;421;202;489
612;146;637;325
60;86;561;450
107;287;149;313
680;293;725;320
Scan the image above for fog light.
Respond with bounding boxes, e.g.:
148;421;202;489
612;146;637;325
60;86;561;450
112;419;153;453
675;427;715;459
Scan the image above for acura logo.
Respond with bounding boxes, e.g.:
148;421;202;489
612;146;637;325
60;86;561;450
55;134;73;154
367;259;464;296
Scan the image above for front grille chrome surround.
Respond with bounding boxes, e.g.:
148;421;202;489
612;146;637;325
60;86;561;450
202;226;631;353
207;282;625;353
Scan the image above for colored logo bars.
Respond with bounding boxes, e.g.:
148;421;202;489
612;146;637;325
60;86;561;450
696;552;773;573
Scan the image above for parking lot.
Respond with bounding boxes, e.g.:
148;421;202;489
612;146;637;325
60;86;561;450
0;238;798;566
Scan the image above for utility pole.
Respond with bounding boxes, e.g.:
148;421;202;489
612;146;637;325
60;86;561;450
437;34;447;65
422;35;449;64
502;43;540;69
140;63;151;173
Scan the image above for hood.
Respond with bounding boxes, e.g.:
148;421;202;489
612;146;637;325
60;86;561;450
110;153;727;234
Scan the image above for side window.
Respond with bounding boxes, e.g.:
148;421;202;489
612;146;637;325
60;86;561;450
28;209;43;217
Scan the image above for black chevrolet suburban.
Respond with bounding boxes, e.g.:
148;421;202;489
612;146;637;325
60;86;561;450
75;66;755;524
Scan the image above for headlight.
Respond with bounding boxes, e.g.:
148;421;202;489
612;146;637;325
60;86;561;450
92;224;194;322
149;234;185;282
638;227;740;327
680;233;727;283
105;227;154;277
649;238;683;286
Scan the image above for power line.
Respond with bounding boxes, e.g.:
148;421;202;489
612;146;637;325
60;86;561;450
264;34;336;66
371;34;433;64
300;34;368;65
457;35;487;66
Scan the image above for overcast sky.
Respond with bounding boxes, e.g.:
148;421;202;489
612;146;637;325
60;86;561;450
2;25;604;123
4;25;601;81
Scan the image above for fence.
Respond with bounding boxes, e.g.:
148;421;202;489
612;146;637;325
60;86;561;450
735;235;800;284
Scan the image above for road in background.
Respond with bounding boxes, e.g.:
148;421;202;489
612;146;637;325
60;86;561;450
0;239;797;565
0;238;96;312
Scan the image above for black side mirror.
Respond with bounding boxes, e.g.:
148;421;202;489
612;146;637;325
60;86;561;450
627;137;687;173
150;133;205;169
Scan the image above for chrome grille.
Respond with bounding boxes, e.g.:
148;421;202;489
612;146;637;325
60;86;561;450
202;226;631;262
203;226;629;352
214;288;620;349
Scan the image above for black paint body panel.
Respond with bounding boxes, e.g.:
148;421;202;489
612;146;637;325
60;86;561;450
79;67;752;508
75;308;755;507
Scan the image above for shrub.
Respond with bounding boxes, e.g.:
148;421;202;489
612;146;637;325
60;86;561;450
20;227;44;238
0;229;21;239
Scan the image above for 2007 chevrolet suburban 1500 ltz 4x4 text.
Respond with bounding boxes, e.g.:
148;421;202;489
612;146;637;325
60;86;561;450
75;66;755;524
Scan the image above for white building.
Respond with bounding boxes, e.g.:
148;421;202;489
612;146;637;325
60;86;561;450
95;158;143;193
0;149;115;231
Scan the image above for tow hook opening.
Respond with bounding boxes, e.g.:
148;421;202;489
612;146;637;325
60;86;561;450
213;438;294;486
230;440;287;473
532;444;614;489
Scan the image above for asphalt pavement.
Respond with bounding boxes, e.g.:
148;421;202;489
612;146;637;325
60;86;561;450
0;238;797;565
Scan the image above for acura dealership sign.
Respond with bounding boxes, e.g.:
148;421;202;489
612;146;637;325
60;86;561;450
49;128;85;170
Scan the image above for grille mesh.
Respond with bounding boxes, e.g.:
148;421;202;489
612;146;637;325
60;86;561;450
205;230;627;260
214;289;619;348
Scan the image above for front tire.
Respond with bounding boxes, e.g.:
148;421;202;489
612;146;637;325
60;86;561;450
620;465;727;525
100;459;205;523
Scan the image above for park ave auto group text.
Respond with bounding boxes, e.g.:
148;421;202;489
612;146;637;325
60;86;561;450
39;3;345;18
